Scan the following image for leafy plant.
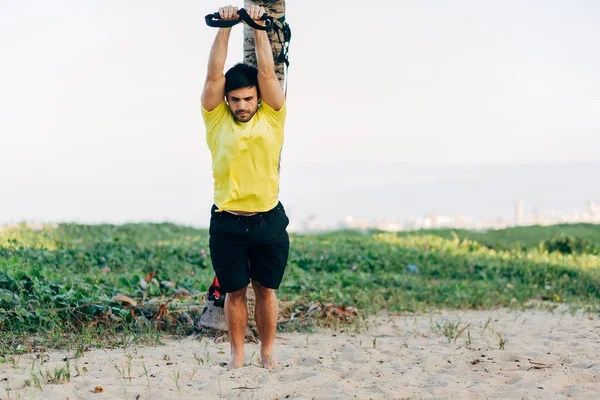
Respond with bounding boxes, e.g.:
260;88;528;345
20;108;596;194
1;222;599;355
541;234;599;255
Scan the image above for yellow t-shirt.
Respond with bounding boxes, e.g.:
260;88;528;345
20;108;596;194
201;100;286;212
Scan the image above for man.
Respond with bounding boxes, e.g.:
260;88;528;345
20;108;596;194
200;4;289;370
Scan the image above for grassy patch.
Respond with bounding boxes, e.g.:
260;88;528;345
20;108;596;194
1;222;599;356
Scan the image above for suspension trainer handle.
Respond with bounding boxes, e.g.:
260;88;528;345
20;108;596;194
205;13;239;28
205;8;274;31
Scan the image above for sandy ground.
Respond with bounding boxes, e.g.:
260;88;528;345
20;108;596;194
1;307;600;400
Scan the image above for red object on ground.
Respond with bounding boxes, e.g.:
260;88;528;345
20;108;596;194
208;276;222;301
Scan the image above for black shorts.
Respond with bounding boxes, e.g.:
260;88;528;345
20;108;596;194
208;202;290;293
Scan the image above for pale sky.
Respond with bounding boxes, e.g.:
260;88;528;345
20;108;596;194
1;1;599;226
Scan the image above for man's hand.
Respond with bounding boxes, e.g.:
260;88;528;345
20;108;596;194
245;4;266;26
218;5;239;20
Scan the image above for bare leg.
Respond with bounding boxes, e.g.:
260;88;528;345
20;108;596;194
224;286;248;369
252;280;280;369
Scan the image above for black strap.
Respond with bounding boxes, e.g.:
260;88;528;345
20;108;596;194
273;15;292;67
237;8;273;31
204;8;273;31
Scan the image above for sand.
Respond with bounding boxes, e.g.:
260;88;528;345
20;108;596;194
2;307;600;400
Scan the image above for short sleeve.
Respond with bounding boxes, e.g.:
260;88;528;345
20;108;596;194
259;101;286;130
201;101;228;148
201;101;228;130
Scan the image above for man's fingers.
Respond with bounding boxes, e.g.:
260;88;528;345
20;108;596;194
219;4;265;22
257;6;265;19
217;5;240;20
247;5;264;20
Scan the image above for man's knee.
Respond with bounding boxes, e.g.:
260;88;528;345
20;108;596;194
227;286;248;303
252;280;275;300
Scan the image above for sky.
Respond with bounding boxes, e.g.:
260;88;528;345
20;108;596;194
1;1;599;227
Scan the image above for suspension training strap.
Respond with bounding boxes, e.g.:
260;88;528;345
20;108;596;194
204;9;273;31
272;15;292;96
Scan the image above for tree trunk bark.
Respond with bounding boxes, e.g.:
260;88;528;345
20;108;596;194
243;0;287;89
196;285;257;341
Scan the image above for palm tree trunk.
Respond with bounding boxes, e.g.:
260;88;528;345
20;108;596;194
196;285;257;340
244;0;287;89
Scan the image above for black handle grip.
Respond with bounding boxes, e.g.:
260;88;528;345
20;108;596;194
205;12;239;28
205;9;273;30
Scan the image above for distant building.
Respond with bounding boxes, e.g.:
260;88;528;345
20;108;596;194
515;200;524;226
340;216;369;231
589;201;599;217
301;214;326;233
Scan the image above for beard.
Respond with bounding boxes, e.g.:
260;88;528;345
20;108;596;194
231;106;258;123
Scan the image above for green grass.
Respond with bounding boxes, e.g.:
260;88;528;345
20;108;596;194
394;223;600;253
1;222;599;356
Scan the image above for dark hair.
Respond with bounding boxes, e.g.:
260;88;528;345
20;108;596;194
225;63;259;95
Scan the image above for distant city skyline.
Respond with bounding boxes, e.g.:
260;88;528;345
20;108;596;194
2;161;598;231
327;199;600;234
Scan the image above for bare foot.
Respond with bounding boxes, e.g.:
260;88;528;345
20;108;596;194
261;352;280;370
227;353;245;369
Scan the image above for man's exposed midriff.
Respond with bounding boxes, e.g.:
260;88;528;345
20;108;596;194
225;210;258;216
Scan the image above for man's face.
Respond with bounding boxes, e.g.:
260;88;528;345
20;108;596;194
226;86;259;123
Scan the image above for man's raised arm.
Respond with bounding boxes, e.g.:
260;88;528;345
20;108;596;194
247;6;285;111
201;6;238;111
